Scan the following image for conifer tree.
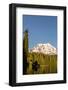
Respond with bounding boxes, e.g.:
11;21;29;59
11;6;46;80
23;30;28;53
23;29;29;74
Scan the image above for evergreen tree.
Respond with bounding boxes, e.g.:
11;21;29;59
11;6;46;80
23;30;29;74
23;30;28;53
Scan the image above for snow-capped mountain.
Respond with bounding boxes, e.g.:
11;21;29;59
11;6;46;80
29;43;57;55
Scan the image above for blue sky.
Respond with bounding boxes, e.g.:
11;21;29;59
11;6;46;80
23;15;57;48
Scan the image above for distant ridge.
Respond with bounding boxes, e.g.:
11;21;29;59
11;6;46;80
29;43;57;55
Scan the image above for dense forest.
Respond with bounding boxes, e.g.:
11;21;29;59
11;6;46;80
27;52;57;74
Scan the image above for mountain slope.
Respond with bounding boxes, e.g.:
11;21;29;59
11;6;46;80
29;43;57;55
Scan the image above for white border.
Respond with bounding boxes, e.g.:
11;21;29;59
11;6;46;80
16;8;64;83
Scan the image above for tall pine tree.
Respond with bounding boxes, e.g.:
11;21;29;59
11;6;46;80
23;30;28;53
23;30;29;74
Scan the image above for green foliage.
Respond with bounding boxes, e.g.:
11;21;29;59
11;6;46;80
27;52;57;74
23;30;28;53
23;30;29;74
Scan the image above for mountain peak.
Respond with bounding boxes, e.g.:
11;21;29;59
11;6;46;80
29;43;57;55
46;43;52;46
37;43;52;46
